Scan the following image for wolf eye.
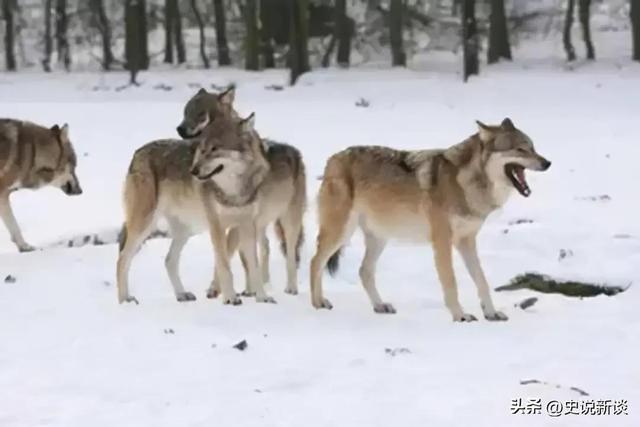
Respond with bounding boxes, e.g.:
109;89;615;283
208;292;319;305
517;148;528;153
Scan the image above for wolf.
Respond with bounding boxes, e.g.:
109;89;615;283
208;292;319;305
176;87;236;139
177;86;298;292
309;118;551;322
0;119;82;252
116;113;306;305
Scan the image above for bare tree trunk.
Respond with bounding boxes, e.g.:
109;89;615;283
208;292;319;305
578;0;594;59
90;0;114;70
389;0;406;66
43;0;53;72
174;0;185;63
126;0;148;83
244;0;259;70
462;0;479;81
2;0;16;71
563;0;576;61
633;0;640;61
164;0;174;63
289;0;310;85
55;0;71;71
213;0;231;65
190;0;209;68
488;0;511;64
335;0;351;67
260;0;275;68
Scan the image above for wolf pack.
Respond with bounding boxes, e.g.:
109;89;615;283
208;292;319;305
0;87;551;322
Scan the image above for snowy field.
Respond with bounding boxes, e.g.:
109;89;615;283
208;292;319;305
1;56;640;426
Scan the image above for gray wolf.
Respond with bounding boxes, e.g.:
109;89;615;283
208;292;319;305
309;118;551;322
0;119;82;252
176;87;236;139
116;113;306;305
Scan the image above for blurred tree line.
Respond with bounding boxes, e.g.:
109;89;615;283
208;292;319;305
1;0;639;84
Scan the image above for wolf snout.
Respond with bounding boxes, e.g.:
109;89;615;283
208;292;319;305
540;158;552;171
190;166;200;177
176;125;188;139
63;181;82;196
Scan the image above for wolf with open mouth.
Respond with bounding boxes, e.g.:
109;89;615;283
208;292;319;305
309;117;551;322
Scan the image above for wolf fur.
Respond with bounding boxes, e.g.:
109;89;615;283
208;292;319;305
309;118;551;322
0;119;82;252
116;114;306;304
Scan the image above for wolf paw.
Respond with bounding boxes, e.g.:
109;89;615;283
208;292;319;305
453;313;477;322
206;288;220;299
373;303;396;314
119;296;139;305
313;298;333;310
484;310;509;321
17;243;36;253
176;292;197;302
284;287;298;295
256;295;277;304
223;296;243;306
240;290;257;297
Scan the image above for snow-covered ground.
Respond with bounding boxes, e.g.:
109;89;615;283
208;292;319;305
1;57;640;426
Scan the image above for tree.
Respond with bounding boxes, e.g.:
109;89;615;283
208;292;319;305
633;0;640;61
563;0;577;61
389;0;405;66
578;0;595;60
164;0;186;64
190;0;209;68
462;0;479;81
42;0;53;72
488;0;511;64
335;0;352;67
245;0;259;70
2;0;17;71
90;0;115;71
213;0;231;66
125;0;149;84
260;0;275;68
55;0;71;71
289;0;310;85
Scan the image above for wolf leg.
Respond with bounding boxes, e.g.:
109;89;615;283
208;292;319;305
0;192;34;252
165;220;195;302
259;231;270;285
360;231;394;314
116;219;155;305
239;223;275;304
208;227;240;298
276;214;302;295
456;236;508;321
432;230;476;322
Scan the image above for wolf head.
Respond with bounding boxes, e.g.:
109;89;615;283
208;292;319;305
478;118;551;198
29;124;82;196
176;87;235;139
190;113;268;183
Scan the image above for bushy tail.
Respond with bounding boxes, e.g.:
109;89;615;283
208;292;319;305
275;220;305;267
326;247;343;276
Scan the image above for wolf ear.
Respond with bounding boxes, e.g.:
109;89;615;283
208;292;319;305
197;88;208;95
218;86;235;106
60;123;69;139
239;113;255;133
50;124;60;134
501;117;515;131
476;120;496;142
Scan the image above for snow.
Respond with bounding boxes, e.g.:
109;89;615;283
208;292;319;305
1;57;640;425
